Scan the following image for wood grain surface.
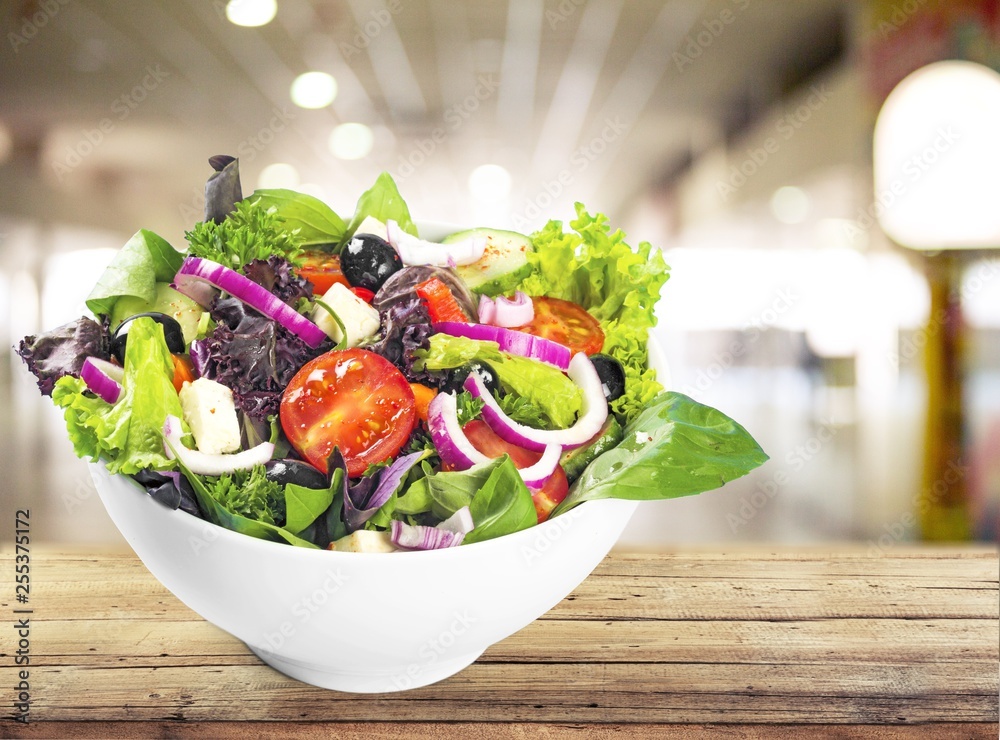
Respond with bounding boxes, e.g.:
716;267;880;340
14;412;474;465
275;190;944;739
1;546;997;738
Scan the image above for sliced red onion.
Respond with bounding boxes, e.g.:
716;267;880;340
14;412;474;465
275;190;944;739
172;257;327;348
390;519;465;550
433;322;571;370
162;414;273;476
81;357;124;404
479;291;534;328
437;506;474;535
463;353;608;452
426;392;490;469
386;220;486;267
518;443;562;488
477;294;496;325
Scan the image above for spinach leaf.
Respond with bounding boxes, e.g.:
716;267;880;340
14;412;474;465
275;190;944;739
85;229;183;317
284;483;335;535
250;188;347;247
344;172;417;242
552;392;769;516
464;455;537;544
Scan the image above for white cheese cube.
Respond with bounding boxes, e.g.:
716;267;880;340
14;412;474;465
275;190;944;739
178;378;242;455
330;530;398;553
311;282;381;347
353;216;389;241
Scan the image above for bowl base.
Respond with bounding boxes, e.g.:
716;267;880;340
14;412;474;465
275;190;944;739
247;645;485;693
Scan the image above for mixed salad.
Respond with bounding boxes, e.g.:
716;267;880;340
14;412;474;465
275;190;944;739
17;156;767;552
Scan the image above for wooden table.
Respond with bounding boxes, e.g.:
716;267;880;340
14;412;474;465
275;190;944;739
1;546;997;738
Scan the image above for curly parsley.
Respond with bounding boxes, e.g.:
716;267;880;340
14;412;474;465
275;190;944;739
185;200;303;272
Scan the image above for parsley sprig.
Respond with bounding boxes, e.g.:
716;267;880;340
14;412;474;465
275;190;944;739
185;200;303;271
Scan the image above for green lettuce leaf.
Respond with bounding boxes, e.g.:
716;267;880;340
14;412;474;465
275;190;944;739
552;392;769;516
344;172;417;243
414;334;581;428
283;483;335;535
52;317;183;475
85;229;184;317
518;205;670;422
250;188;347;247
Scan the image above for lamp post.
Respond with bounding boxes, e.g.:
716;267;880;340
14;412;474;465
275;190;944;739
873;60;1000;540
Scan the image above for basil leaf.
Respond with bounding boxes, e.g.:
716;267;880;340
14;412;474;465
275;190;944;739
552;392;769;516
283;483;335;535
344;172;417;242
464;456;537;544
250;188;346;247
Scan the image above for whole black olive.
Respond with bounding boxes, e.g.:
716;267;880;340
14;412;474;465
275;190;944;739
442;361;502;398
265;459;329;489
589;353;626;403
341;233;403;292
111;312;185;364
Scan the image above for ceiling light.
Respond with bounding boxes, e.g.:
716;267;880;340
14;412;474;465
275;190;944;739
226;0;277;28
290;72;337;109
329;123;374;160
770;186;810;224
468;164;511;203
874;60;1000;250
257;162;299;190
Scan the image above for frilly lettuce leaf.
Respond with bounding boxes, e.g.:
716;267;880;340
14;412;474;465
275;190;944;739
518;205;670;422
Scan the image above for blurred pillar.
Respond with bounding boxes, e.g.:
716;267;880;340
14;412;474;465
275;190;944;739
920;254;971;540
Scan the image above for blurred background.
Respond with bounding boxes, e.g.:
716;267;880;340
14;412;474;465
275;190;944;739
1;0;997;548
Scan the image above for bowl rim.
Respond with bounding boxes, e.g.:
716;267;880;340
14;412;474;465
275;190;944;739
97;463;638;561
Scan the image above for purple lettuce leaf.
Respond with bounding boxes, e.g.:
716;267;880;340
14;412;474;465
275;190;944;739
17;317;110;396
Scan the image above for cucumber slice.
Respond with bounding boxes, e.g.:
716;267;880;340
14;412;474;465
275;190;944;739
559;415;624;483
442;228;534;296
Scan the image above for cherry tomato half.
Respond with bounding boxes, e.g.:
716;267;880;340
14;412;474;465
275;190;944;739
280;349;416;477
461;420;569;523
296;250;351;295
512;296;604;355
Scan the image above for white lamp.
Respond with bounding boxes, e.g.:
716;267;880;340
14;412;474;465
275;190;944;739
874;60;1000;250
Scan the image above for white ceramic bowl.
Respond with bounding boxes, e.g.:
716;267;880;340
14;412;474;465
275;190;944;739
92;463;637;692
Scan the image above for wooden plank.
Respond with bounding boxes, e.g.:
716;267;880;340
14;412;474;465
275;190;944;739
2;722;999;739
0;548;995;729
18;617;998;667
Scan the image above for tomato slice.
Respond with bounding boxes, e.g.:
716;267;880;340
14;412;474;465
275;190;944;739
461;420;569;523
280;349;416;477
296;250;351;295
415;277;469;323
512;296;604;355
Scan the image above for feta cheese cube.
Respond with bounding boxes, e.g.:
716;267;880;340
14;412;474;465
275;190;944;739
330;530;398;553
353;216;389;241
178;378;242;455
311;282;381;347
